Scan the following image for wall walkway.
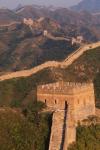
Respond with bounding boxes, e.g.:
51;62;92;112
49;110;65;150
49;104;76;150
0;41;100;81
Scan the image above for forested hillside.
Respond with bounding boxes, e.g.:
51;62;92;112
0;105;51;150
68;116;100;150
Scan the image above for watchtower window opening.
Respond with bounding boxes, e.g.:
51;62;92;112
45;99;47;104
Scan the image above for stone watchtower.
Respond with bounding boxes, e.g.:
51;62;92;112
37;81;95;150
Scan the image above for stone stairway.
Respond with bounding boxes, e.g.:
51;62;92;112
49;110;65;150
49;106;76;150
63;107;76;150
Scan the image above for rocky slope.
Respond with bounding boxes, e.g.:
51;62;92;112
0;21;76;73
15;5;51;19
0;8;20;25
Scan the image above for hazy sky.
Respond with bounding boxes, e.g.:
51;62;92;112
0;0;81;9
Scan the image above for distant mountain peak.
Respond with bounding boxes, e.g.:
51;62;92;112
71;0;100;13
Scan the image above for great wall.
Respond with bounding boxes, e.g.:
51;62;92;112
0;21;21;27
44;32;70;42
0;41;100;81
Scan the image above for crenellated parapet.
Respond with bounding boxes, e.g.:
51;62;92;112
37;81;94;95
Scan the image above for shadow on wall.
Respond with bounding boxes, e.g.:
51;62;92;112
45;113;53;150
60;101;68;150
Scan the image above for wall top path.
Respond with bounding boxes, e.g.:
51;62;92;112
0;41;100;82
